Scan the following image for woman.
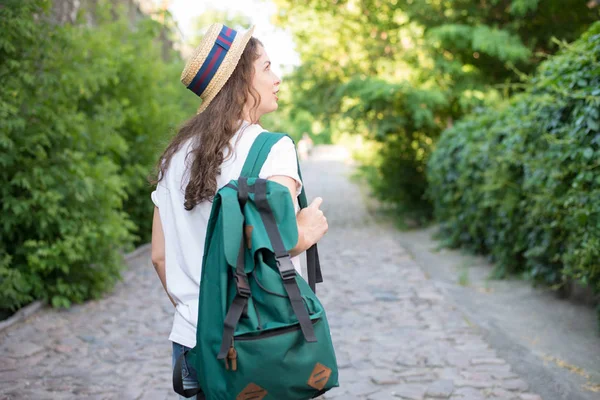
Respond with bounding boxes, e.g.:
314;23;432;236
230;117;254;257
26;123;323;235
150;23;328;398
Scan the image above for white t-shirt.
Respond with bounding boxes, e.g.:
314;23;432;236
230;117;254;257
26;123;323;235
151;122;303;348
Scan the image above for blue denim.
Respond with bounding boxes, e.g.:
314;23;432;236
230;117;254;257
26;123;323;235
172;342;200;400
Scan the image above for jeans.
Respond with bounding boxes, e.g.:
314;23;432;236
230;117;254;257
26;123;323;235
172;342;200;400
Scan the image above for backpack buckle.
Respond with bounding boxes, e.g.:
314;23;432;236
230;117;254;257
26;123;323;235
235;273;251;297
276;255;296;281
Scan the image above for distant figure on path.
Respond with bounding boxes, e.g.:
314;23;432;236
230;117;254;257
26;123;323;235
298;132;314;161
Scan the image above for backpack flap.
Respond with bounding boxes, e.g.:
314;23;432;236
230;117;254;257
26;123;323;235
241;132;323;292
241;180;299;260
221;178;299;272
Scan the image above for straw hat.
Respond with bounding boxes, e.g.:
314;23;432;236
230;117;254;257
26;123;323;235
181;23;256;113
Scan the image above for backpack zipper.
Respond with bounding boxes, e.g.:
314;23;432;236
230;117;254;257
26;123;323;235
235;318;321;341
225;319;320;372
224;338;238;371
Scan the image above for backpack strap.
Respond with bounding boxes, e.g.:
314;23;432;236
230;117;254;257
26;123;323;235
254;178;317;343
306;244;323;292
240;132;285;178
295;161;323;292
241;131;324;292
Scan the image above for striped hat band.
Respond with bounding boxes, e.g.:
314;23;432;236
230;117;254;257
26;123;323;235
187;26;237;97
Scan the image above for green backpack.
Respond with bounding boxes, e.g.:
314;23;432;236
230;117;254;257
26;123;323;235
174;132;339;399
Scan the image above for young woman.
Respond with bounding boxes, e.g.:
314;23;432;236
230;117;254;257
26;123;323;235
150;23;328;398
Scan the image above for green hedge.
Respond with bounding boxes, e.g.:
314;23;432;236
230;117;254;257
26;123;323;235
0;0;196;311
427;23;600;297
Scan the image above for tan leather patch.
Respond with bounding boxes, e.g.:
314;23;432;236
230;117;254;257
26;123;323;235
236;383;267;400
307;362;331;390
244;225;253;249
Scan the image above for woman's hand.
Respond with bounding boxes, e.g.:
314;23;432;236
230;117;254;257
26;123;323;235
289;197;328;257
296;197;328;247
267;175;328;256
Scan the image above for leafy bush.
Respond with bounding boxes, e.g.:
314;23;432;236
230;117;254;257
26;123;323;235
0;0;196;311
427;23;600;297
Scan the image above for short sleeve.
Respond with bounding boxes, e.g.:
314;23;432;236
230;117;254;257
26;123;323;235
151;189;160;207
259;136;303;198
151;160;170;208
151;175;167;208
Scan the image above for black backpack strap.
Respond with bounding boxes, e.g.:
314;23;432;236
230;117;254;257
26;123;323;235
173;351;206;398
306;244;323;293
254;178;317;343
291;137;323;293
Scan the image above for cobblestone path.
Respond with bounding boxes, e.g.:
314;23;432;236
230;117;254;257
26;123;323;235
0;146;542;400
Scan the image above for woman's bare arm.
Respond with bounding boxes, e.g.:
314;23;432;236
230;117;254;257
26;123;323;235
151;207;176;306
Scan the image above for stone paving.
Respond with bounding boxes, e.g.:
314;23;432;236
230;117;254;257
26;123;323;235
0;146;542;399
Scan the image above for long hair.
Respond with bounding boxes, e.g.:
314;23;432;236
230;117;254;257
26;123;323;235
153;37;263;210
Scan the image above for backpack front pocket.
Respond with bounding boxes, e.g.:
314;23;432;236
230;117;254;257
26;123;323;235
222;318;337;400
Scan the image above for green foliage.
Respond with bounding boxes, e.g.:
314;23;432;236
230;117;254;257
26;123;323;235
397;0;597;56
427;22;600;296
428;24;531;63
273;0;599;220
0;0;196;312
332;77;448;219
509;0;540;16
261;105;322;144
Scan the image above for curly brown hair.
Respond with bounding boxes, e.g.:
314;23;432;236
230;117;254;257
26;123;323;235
153;37;263;210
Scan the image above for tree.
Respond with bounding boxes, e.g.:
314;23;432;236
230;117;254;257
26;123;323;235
271;0;599;220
